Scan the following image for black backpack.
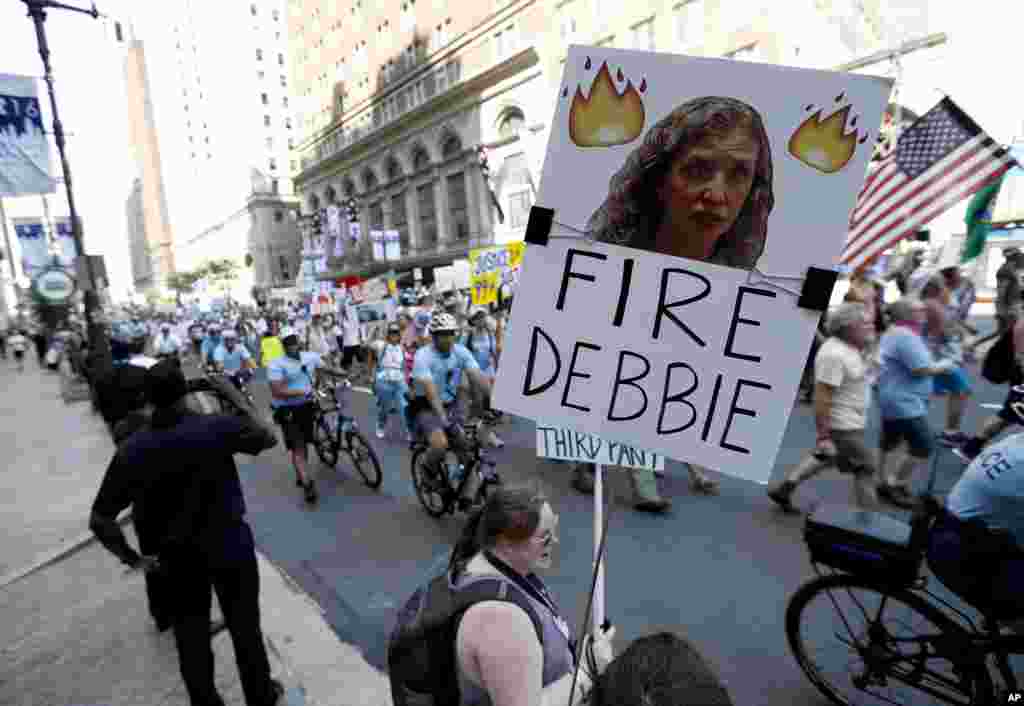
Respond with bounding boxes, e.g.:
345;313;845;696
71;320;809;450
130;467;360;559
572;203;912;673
982;329;1015;385
388;571;545;706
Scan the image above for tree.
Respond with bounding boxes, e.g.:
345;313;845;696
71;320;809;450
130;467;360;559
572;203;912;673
203;258;240;301
165;269;205;306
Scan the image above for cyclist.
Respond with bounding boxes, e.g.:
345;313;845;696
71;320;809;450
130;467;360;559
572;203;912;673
409;312;493;510
151;322;184;363
267;327;348;504
200;323;224;369
926;432;1024;634
213;329;256;390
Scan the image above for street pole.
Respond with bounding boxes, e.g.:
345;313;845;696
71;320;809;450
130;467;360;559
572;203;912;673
22;0;110;364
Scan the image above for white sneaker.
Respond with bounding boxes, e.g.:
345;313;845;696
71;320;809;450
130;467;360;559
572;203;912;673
375;421;385;439
485;430;504;448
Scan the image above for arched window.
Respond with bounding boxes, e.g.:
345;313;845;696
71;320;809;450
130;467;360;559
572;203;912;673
308;194;321;212
343;177;356;197
363;168;378;191
412;147;430;171
325;185;337;204
441;133;462;159
387;158;403;181
498;108;525;139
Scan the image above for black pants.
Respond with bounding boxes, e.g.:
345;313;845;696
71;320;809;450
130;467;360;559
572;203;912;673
341;345;360;368
33;335;46;364
167;529;275;706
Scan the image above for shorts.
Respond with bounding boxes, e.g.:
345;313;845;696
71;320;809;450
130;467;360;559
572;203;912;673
828;429;875;476
933;366;972;396
273;403;316;451
880;415;934;457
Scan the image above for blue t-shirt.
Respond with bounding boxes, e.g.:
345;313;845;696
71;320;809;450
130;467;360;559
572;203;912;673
462;330;496;375
267;351;322;407
214;343;252;373
947;433;1024;550
876;326;934;419
201;336;223;364
411;343;479;404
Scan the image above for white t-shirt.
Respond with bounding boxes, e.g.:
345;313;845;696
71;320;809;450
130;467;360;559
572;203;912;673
371;340;405;382
8;334;27;352
814;337;868;430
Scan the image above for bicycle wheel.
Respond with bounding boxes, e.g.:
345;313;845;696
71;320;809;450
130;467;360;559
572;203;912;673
410;448;448;518
786;573;994;706
343;429;383;489
313;414;339;468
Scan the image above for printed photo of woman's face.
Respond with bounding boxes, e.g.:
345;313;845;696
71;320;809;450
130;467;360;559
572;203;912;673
654;127;759;261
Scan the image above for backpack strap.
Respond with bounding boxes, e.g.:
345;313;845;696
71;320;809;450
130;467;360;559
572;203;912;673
450;575;545;646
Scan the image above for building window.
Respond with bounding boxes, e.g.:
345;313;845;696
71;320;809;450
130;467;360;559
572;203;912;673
275;210;284;222
412;147;430;171
631;18;656;51
280;75;287;87
272;9;280;21
290;159;297;171
266;137;273;149
261;92;269;105
558;0;578;45
369;201;384;230
417;183;437;246
441;134;462;159
285;118;292;129
282;96;289;108
674;0;705;49
391;191;410;252
269;158;277;171
498;108;525;139
387;159;402;181
264;114;271;126
256;48;263;61
447;173;469;240
278;52;285;66
508;189;532;228
363;169;378;191
288;137;294;149
401;0;415;32
250;3;257;15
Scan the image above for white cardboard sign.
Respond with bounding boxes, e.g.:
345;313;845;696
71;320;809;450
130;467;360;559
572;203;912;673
536;424;665;471
492;47;891;483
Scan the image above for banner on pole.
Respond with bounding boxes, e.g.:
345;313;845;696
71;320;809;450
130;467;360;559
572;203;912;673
384;229;401;261
0;74;56;197
536;424;665;471
371;230;385;260
54;217;77;268
13;219;48;279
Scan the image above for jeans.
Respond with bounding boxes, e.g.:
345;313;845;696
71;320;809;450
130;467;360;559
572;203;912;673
374;374;409;433
165;524;277;706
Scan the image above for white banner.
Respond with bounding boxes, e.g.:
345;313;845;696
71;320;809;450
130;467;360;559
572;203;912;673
536;424;665;471
384;229;401;261
349;221;361;243
54;217;77;269
371;229;385;260
492;47;890;483
0;75;56;197
13;219;48;279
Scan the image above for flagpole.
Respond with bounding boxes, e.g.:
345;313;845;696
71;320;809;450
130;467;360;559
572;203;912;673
592;463;606;633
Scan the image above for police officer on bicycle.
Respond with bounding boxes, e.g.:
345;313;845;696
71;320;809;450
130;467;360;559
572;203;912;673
267;327;348;504
409;312;493;510
214;328;257;390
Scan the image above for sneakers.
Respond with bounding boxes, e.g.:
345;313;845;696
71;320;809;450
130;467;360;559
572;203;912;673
938;430;969;447
375;420;385;439
634;498;672;513
303;480;318;504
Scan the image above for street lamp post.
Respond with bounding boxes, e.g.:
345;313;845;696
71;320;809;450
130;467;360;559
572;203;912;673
22;0;109;363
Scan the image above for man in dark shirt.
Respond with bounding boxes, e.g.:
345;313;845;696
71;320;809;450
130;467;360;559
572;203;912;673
89;360;283;706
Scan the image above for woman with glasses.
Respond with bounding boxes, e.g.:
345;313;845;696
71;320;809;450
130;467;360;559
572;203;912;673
450;483;616;706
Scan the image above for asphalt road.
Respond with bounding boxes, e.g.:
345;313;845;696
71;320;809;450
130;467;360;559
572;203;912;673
198;336;1020;705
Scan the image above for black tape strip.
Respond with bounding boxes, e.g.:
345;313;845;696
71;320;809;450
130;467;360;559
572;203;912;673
524;206;555;246
798;267;839;311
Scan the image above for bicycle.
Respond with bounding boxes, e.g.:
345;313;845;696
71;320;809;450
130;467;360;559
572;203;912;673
409;412;502;518
785;450;1023;705
311;374;383;489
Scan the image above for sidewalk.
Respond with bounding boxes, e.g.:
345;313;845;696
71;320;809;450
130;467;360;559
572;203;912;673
0;359;391;706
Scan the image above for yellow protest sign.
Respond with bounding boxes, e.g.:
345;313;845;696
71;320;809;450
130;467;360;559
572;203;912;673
469;243;524;306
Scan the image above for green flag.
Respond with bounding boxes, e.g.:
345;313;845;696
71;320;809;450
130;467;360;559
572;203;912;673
960;173;1006;263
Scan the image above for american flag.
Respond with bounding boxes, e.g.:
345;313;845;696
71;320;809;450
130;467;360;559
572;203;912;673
840;98;1016;269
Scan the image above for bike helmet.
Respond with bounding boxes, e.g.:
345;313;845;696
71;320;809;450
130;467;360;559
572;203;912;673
386;322;401;335
429;312;458;335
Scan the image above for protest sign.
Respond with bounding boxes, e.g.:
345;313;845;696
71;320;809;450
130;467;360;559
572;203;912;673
536;424;664;471
470;242;525;306
492;47;891;483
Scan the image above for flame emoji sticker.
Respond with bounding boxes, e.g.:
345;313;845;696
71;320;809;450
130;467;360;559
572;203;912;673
788;100;868;174
568;61;646;148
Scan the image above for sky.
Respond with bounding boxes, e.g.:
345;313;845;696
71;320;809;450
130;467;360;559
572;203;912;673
1;0;136;297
